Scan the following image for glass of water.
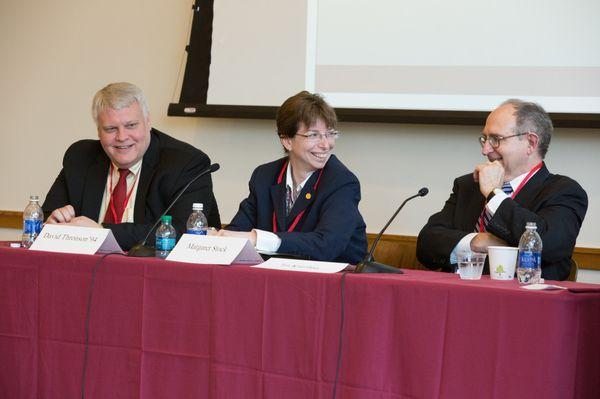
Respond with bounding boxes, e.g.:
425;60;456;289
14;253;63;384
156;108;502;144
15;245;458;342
457;251;487;280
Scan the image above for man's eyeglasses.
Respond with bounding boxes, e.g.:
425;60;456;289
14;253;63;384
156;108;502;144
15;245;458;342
478;132;528;149
295;130;340;143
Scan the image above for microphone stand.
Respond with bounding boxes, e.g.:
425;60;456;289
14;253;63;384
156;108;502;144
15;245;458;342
354;188;428;273
127;163;220;257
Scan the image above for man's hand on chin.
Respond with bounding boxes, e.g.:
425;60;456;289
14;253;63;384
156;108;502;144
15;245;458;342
473;161;505;197
470;232;507;253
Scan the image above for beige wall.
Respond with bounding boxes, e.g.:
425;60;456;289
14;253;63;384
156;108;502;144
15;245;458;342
1;0;598;282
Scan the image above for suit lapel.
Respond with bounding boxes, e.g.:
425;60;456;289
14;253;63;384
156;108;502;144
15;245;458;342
270;181;287;232
512;162;550;208
133;130;159;223
463;180;486;232
81;152;109;221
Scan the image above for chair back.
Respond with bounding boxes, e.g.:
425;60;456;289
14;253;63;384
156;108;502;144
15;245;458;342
568;259;578;282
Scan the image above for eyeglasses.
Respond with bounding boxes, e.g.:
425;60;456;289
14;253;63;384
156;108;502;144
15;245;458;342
478;132;528;149
295;130;340;143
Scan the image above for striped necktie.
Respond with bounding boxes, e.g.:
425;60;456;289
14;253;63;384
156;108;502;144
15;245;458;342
285;185;300;216
475;182;513;232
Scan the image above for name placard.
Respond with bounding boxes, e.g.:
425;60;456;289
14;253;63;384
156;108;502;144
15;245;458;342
29;224;124;255
166;234;263;265
252;258;348;273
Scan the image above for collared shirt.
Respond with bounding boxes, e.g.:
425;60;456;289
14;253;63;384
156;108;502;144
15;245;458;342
255;164;314;252
98;159;143;223
450;169;538;265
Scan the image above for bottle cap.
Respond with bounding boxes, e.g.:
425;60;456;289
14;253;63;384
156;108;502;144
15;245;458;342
29;195;39;201
161;215;172;223
192;203;204;211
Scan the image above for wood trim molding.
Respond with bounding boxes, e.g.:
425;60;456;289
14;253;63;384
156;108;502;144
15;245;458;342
0;210;21;229
0;210;597;271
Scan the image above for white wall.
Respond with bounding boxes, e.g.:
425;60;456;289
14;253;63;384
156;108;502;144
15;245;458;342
1;0;598;281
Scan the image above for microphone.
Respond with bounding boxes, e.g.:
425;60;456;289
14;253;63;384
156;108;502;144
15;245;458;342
127;163;220;257
354;187;429;273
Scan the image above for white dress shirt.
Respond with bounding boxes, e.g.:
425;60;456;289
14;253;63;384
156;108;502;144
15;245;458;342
98;159;142;223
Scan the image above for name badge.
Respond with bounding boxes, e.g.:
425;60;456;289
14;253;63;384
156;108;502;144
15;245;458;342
29;224;124;255
166;234;263;265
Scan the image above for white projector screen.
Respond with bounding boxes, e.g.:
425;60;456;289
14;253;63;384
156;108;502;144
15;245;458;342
195;0;600;114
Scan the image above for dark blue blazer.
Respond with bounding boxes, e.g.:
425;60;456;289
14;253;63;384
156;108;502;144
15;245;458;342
417;163;588;280
227;155;367;264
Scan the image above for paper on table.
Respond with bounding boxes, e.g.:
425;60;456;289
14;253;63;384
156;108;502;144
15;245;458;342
521;283;567;291
253;258;348;273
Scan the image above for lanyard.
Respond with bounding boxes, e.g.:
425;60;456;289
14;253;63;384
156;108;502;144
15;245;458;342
107;164;138;223
477;162;543;232
510;162;543;199
272;160;324;233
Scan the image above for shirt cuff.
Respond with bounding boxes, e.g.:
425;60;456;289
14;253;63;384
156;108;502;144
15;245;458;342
486;189;509;214
254;229;282;252
450;232;478;264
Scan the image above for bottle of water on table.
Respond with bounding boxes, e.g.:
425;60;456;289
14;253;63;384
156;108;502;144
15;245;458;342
22;195;44;248
155;215;176;258
186;203;208;235
517;222;542;284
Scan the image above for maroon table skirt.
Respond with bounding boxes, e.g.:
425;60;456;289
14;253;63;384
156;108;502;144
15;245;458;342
1;245;599;399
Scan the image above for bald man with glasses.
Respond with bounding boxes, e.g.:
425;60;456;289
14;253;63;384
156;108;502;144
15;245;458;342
417;99;588;281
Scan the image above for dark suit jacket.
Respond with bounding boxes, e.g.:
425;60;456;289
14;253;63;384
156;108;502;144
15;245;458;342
416;163;587;281
227;155;367;264
42;129;221;250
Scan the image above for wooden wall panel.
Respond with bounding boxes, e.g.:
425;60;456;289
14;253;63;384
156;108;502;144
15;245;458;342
0;210;597;271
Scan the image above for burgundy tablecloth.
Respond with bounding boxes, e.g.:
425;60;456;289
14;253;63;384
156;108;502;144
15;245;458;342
1;245;599;399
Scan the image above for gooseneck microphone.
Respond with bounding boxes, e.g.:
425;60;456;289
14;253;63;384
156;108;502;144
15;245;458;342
354;187;429;273
127;163;220;257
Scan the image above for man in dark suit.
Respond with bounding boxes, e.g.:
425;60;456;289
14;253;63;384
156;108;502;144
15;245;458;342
417;99;587;281
216;91;367;264
43;82;220;250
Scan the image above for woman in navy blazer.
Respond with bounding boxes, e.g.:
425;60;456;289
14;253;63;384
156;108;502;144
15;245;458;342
217;91;367;264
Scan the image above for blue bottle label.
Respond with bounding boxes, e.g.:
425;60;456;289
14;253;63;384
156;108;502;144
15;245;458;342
518;251;541;269
24;219;42;235
187;229;207;235
156;237;176;251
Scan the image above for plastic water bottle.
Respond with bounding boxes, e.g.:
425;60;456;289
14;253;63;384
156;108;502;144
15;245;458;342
155;215;176;258
22;195;44;248
186;203;208;235
517;222;543;284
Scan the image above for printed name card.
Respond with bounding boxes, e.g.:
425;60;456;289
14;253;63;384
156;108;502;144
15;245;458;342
252;258;348;273
521;283;567;291
166;234;263;265
29;224;124;255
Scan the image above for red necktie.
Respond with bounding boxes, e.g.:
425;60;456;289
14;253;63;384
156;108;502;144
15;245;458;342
103;168;131;224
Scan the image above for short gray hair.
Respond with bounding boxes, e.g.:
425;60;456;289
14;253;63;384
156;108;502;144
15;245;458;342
501;98;553;158
91;82;149;126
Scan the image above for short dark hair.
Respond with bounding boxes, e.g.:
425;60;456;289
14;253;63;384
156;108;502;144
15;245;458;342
502;99;553;158
276;91;337;139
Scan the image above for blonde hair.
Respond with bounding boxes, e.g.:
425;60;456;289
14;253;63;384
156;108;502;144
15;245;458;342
91;82;149;125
